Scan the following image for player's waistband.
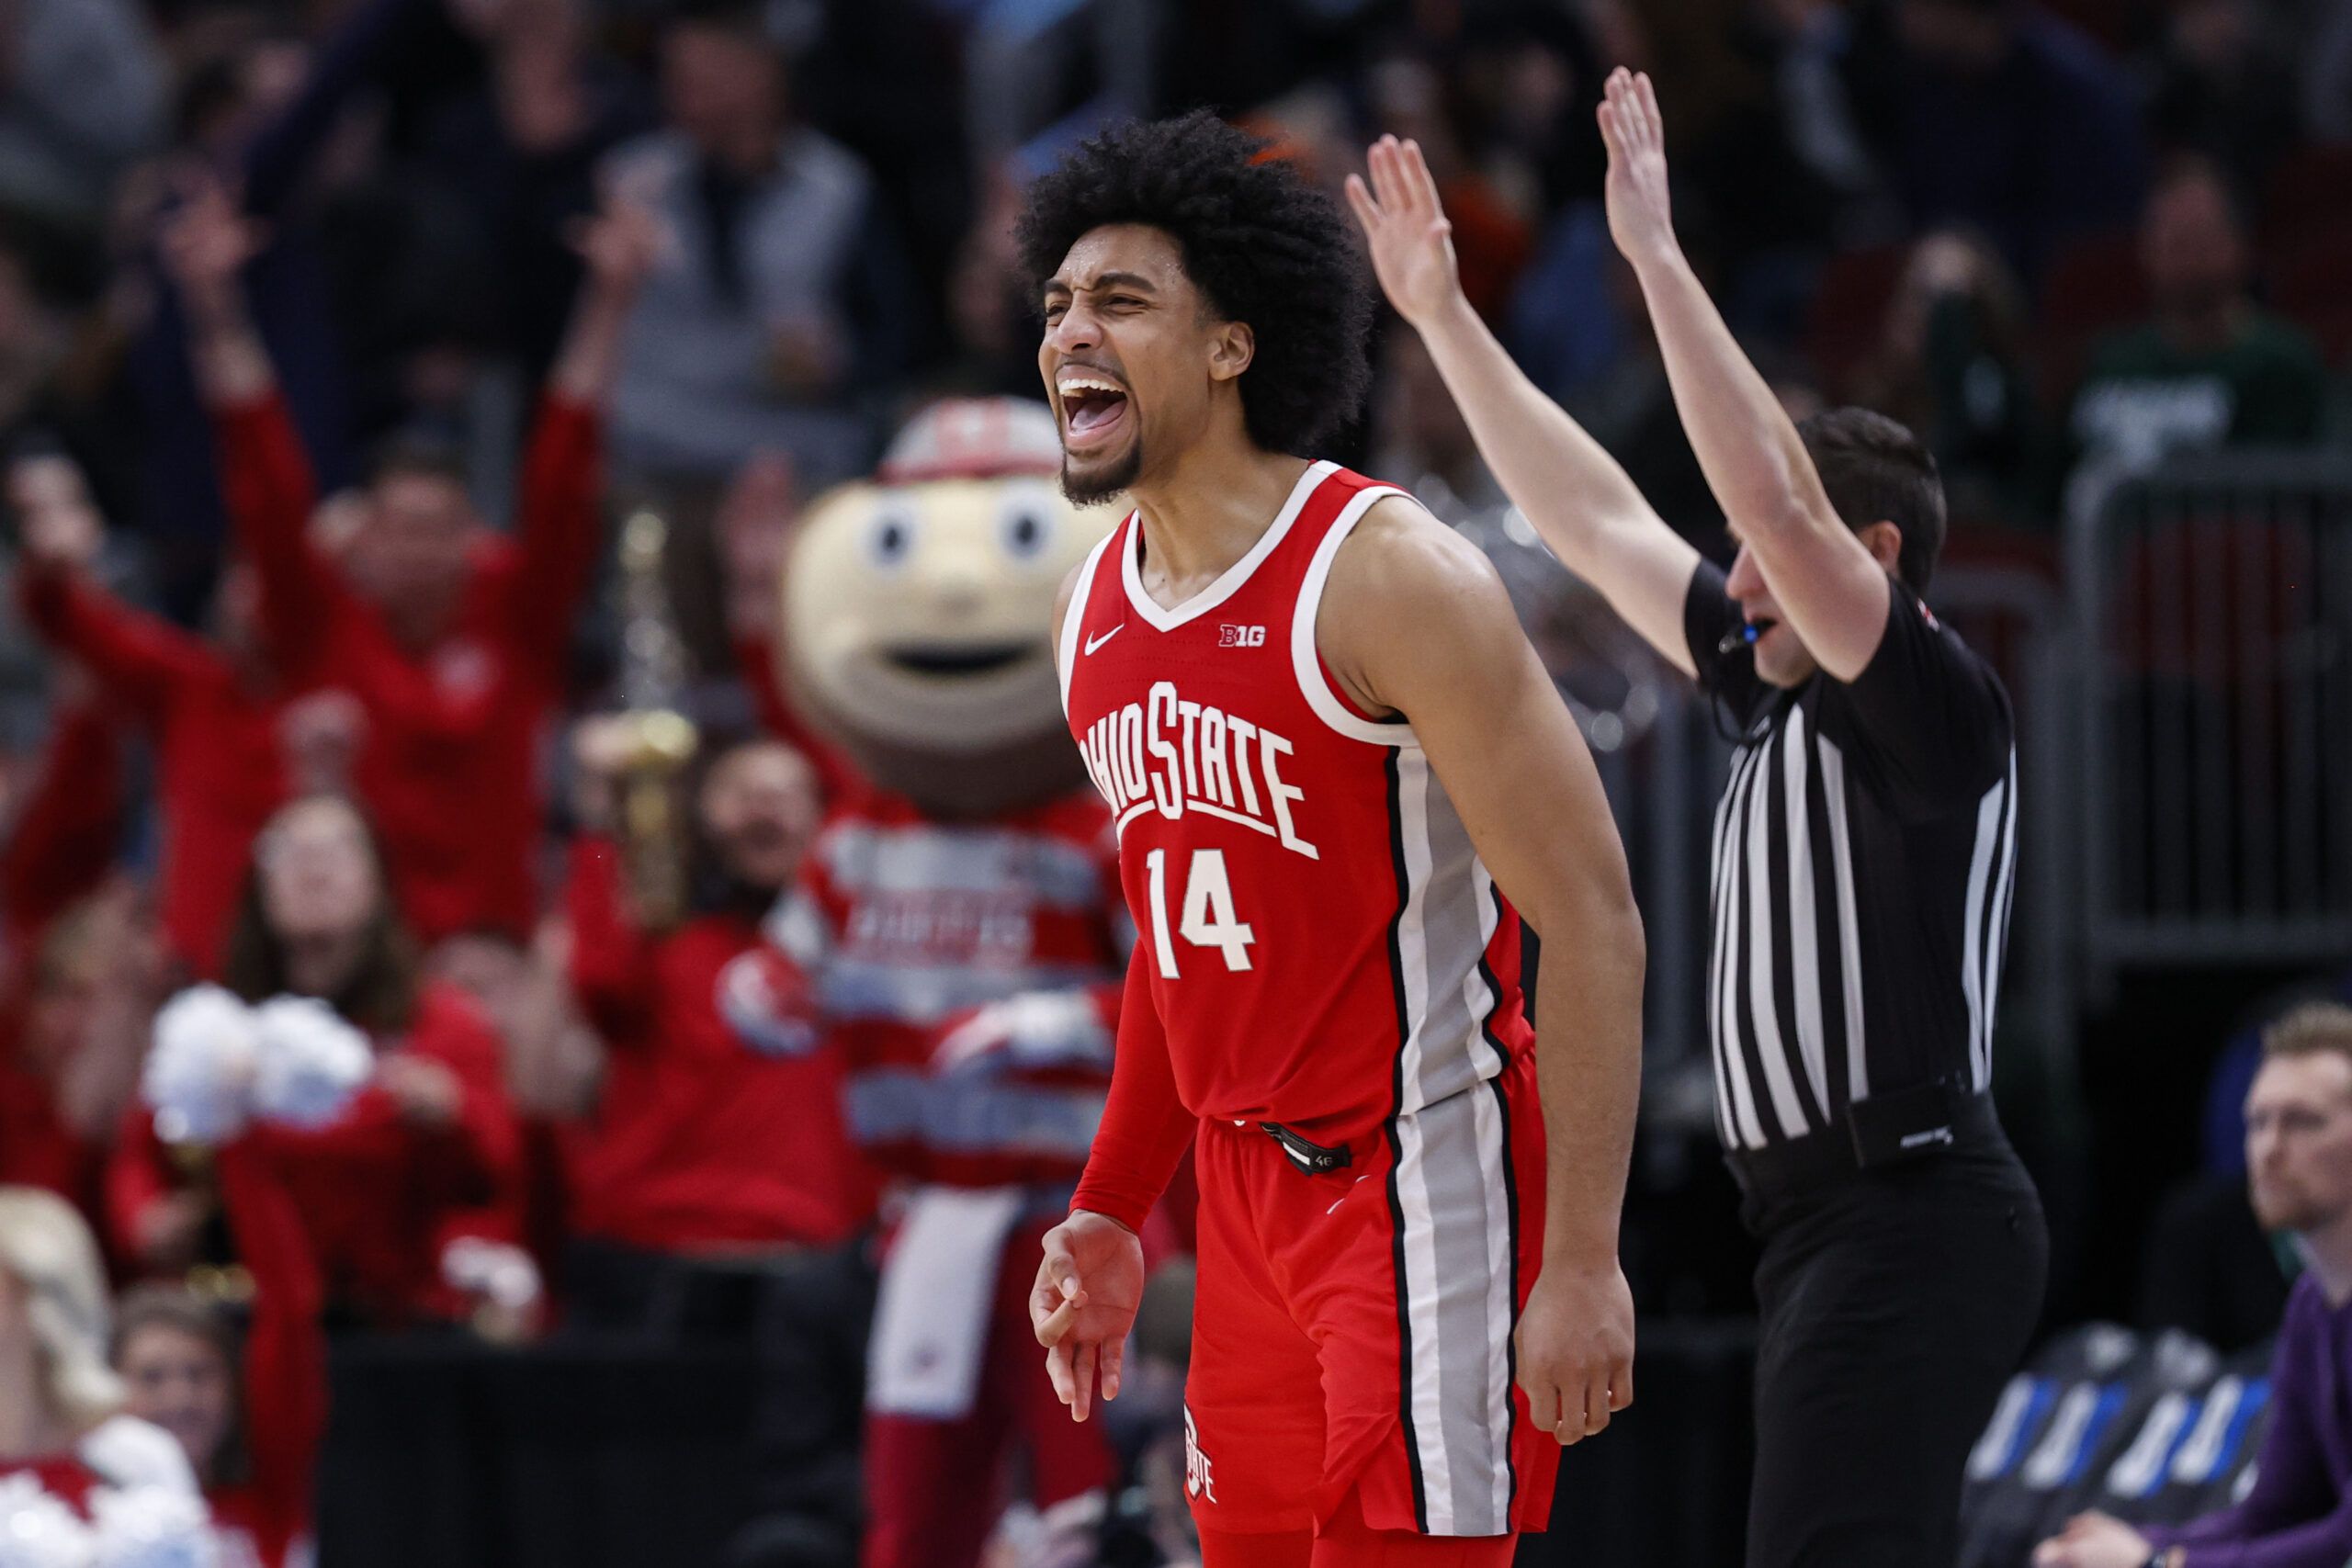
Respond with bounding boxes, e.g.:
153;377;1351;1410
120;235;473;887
1200;1060;1530;1178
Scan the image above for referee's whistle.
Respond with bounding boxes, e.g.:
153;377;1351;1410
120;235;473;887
1717;622;1763;657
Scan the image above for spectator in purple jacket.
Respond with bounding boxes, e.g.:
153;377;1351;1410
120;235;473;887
2037;1001;2352;1568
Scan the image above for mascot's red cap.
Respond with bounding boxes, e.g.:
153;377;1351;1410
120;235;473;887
875;397;1065;485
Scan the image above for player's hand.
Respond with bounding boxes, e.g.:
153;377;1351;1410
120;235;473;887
1343;135;1464;331
2032;1512;2159;1568
1515;1254;1634;1446
1031;1209;1145;1423
1597;69;1680;273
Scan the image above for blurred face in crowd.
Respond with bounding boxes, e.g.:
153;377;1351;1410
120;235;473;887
118;1322;233;1476
351;468;476;626
1897;0;2014;71
2246;1049;2352;1236
700;742;820;893
256;797;382;946
1042;224;1253;504
2143;168;2248;322
662;22;784;164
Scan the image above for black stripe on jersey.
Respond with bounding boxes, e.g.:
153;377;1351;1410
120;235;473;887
1488;1068;1524;1518
1764;740;1828;1128
1806;742;1853;1114
1727;750;1789;1138
1379;749;1431;1534
1475;879;1520;1514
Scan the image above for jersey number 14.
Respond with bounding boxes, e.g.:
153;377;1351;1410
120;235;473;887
1144;848;1255;976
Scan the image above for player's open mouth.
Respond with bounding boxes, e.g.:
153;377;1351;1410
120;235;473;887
885;643;1029;676
1057;374;1130;451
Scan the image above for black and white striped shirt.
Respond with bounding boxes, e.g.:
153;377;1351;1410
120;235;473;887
1685;567;2018;1152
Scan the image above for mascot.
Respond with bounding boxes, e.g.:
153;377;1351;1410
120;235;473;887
772;399;1130;1568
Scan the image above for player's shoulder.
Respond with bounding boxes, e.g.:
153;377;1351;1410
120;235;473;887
1322;482;1510;620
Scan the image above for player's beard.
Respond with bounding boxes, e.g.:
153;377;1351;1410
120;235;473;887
1062;434;1142;505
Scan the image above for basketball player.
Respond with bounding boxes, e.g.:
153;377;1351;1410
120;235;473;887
1022;113;1647;1565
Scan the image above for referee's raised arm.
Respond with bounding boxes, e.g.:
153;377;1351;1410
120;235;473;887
1595;69;1896;684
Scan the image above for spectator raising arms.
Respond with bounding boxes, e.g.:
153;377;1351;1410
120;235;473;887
108;796;526;1329
164;169;654;945
557;729;869;1329
11;449;303;976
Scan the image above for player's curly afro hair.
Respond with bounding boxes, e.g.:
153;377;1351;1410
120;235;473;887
1015;110;1374;458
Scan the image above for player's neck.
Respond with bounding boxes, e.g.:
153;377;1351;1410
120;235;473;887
1129;443;1313;598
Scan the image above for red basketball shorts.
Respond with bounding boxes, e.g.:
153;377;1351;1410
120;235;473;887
1181;1048;1557;1539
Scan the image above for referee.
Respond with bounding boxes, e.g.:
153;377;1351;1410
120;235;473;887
1350;70;2048;1568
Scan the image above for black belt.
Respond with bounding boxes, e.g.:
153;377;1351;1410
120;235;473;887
1724;1078;1998;1199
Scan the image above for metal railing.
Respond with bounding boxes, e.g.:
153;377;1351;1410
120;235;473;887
2069;454;2352;991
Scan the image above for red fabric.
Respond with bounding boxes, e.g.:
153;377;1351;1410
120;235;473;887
1199;1489;1521;1566
561;836;874;1250
0;1028;96;1203
108;981;525;1325
1182;1051;1554;1539
0;694;125;955
212;390;604;942
208;1140;325;1568
16;571;284;973
1062;467;1533;1148
861;1214;1114;1568
0;1454;102;1517
786;787;1125;1188
1068;944;1193;1235
0;697;125;1207
731;632;865;806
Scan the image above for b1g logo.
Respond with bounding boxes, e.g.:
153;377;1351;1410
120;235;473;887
1217;623;1267;648
1182;1404;1218;1503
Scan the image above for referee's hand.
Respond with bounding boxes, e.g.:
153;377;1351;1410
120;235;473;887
1032;1210;1145;1423
1517;1257;1635;1445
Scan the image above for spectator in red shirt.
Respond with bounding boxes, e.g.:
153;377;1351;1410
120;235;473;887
109;795;526;1328
11;452;310;976
160;172;658;945
112;1138;325;1568
557;724;870;1330
0;689;153;1213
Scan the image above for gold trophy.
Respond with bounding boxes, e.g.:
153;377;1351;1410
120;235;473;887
611;508;699;931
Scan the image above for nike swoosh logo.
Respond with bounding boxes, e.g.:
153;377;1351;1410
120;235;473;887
1084;624;1125;656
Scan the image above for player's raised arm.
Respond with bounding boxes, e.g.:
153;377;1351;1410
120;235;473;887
1324;500;1644;1444
1346;136;1702;676
1597;70;1892;682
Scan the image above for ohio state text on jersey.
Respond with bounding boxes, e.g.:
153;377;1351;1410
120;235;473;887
1059;460;1533;1143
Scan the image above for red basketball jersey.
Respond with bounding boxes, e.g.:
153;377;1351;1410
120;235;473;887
1060;461;1532;1144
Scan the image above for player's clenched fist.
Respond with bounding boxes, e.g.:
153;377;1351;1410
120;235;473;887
1031;1209;1145;1424
1515;1256;1636;1446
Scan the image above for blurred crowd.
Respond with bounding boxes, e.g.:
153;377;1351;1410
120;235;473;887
0;0;2349;1562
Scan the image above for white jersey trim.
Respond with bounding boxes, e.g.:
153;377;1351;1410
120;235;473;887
1058;525;1119;716
1292;481;1421;748
1122;460;1337;632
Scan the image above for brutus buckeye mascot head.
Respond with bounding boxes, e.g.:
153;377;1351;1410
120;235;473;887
781;399;1117;818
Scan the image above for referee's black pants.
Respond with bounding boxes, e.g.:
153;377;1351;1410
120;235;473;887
1737;1122;2048;1568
